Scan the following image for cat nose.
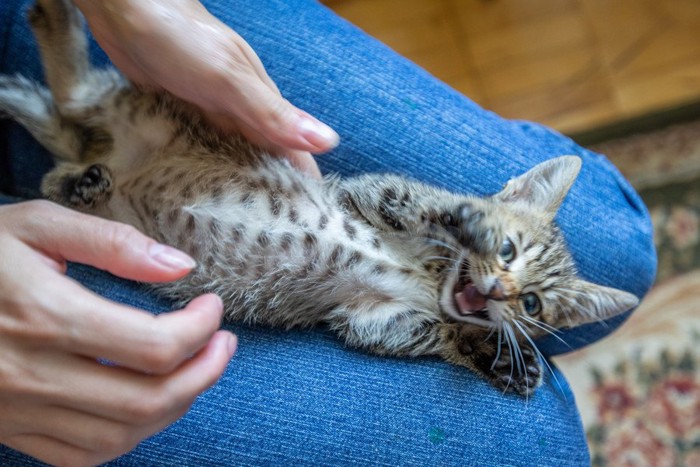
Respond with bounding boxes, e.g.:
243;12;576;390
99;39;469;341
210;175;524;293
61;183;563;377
488;280;506;301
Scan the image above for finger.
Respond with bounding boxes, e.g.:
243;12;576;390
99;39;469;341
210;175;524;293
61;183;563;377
2;403;132;457
90;30;155;87
285;150;322;179
228;32;281;95
176;9;339;153
48;286;226;375
158;329;236;405
205;113;322;178
211;69;339;154
209;19;340;153
10;246;223;375
17;201;195;282
206;91;339;155
37;331;235;425
3;400;187;456
3;434;97;467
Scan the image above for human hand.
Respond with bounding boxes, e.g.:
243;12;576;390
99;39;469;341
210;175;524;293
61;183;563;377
73;0;339;178
0;200;235;466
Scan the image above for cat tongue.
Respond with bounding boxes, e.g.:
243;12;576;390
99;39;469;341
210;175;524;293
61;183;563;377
455;284;487;314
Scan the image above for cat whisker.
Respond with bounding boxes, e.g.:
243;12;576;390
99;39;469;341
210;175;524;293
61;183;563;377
490;326;503;372
550;293;576;328
423;255;459;264
506;321;532;398
520;315;561;335
459;258;473;280
422;236;461;255
506;322;525;377
485;325;497;342
554;288;611;328
499;322;516;394
520;316;572;350
513;319;566;398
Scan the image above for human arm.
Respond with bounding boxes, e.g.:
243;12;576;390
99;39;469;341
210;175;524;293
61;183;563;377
0;200;236;466
72;0;339;178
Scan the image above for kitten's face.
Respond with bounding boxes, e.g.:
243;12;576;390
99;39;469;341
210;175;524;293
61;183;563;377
436;156;639;337
439;209;580;337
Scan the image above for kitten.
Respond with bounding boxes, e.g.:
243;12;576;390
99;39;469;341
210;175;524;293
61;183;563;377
0;0;639;396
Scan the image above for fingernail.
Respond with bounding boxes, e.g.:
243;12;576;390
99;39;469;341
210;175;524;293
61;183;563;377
297;115;339;150
149;243;197;270
227;333;238;356
209;294;224;313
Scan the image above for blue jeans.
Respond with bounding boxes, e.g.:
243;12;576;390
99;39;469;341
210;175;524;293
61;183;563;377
0;0;656;464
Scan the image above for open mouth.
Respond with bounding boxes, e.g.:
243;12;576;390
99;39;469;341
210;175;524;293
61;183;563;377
453;276;490;321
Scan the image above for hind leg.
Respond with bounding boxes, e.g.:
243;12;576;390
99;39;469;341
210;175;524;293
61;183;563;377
24;0;121;208
28;0;123;122
28;0;88;111
1;1;88;155
0;75;83;159
0;1;121;163
0;74;116;210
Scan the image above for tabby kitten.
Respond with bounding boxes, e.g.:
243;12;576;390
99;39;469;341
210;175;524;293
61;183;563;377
0;0;639;396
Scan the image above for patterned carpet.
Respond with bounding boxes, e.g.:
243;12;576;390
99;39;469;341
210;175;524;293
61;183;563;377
554;118;700;467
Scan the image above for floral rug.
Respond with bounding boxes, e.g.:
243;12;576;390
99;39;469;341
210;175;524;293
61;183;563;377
554;118;700;466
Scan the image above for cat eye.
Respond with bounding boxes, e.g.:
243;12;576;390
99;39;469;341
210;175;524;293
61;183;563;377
521;293;541;315
499;238;516;263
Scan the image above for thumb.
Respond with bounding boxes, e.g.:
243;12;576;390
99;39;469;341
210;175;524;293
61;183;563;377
17;201;195;283
212;74;339;155
191;14;340;155
259;96;340;154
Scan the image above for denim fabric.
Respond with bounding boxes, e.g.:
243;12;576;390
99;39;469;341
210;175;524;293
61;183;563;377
0;0;656;464
0;255;590;466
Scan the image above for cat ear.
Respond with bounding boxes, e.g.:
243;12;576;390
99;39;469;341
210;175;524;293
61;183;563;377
496;156;582;219
555;279;639;329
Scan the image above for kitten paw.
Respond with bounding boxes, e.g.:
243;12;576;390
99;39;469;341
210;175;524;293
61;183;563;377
452;324;476;355
489;345;542;397
454;203;504;257
43;163;114;209
69;164;113;207
443;324;543;397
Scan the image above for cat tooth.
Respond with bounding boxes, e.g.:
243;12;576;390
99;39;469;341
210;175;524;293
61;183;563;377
454;291;487;316
455;291;472;315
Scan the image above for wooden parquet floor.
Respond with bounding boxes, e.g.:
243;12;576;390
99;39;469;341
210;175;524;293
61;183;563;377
325;0;700;135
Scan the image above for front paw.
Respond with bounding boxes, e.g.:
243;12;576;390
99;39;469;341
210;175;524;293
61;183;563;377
444;324;543;397
453;203;504;257
488;344;542;397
